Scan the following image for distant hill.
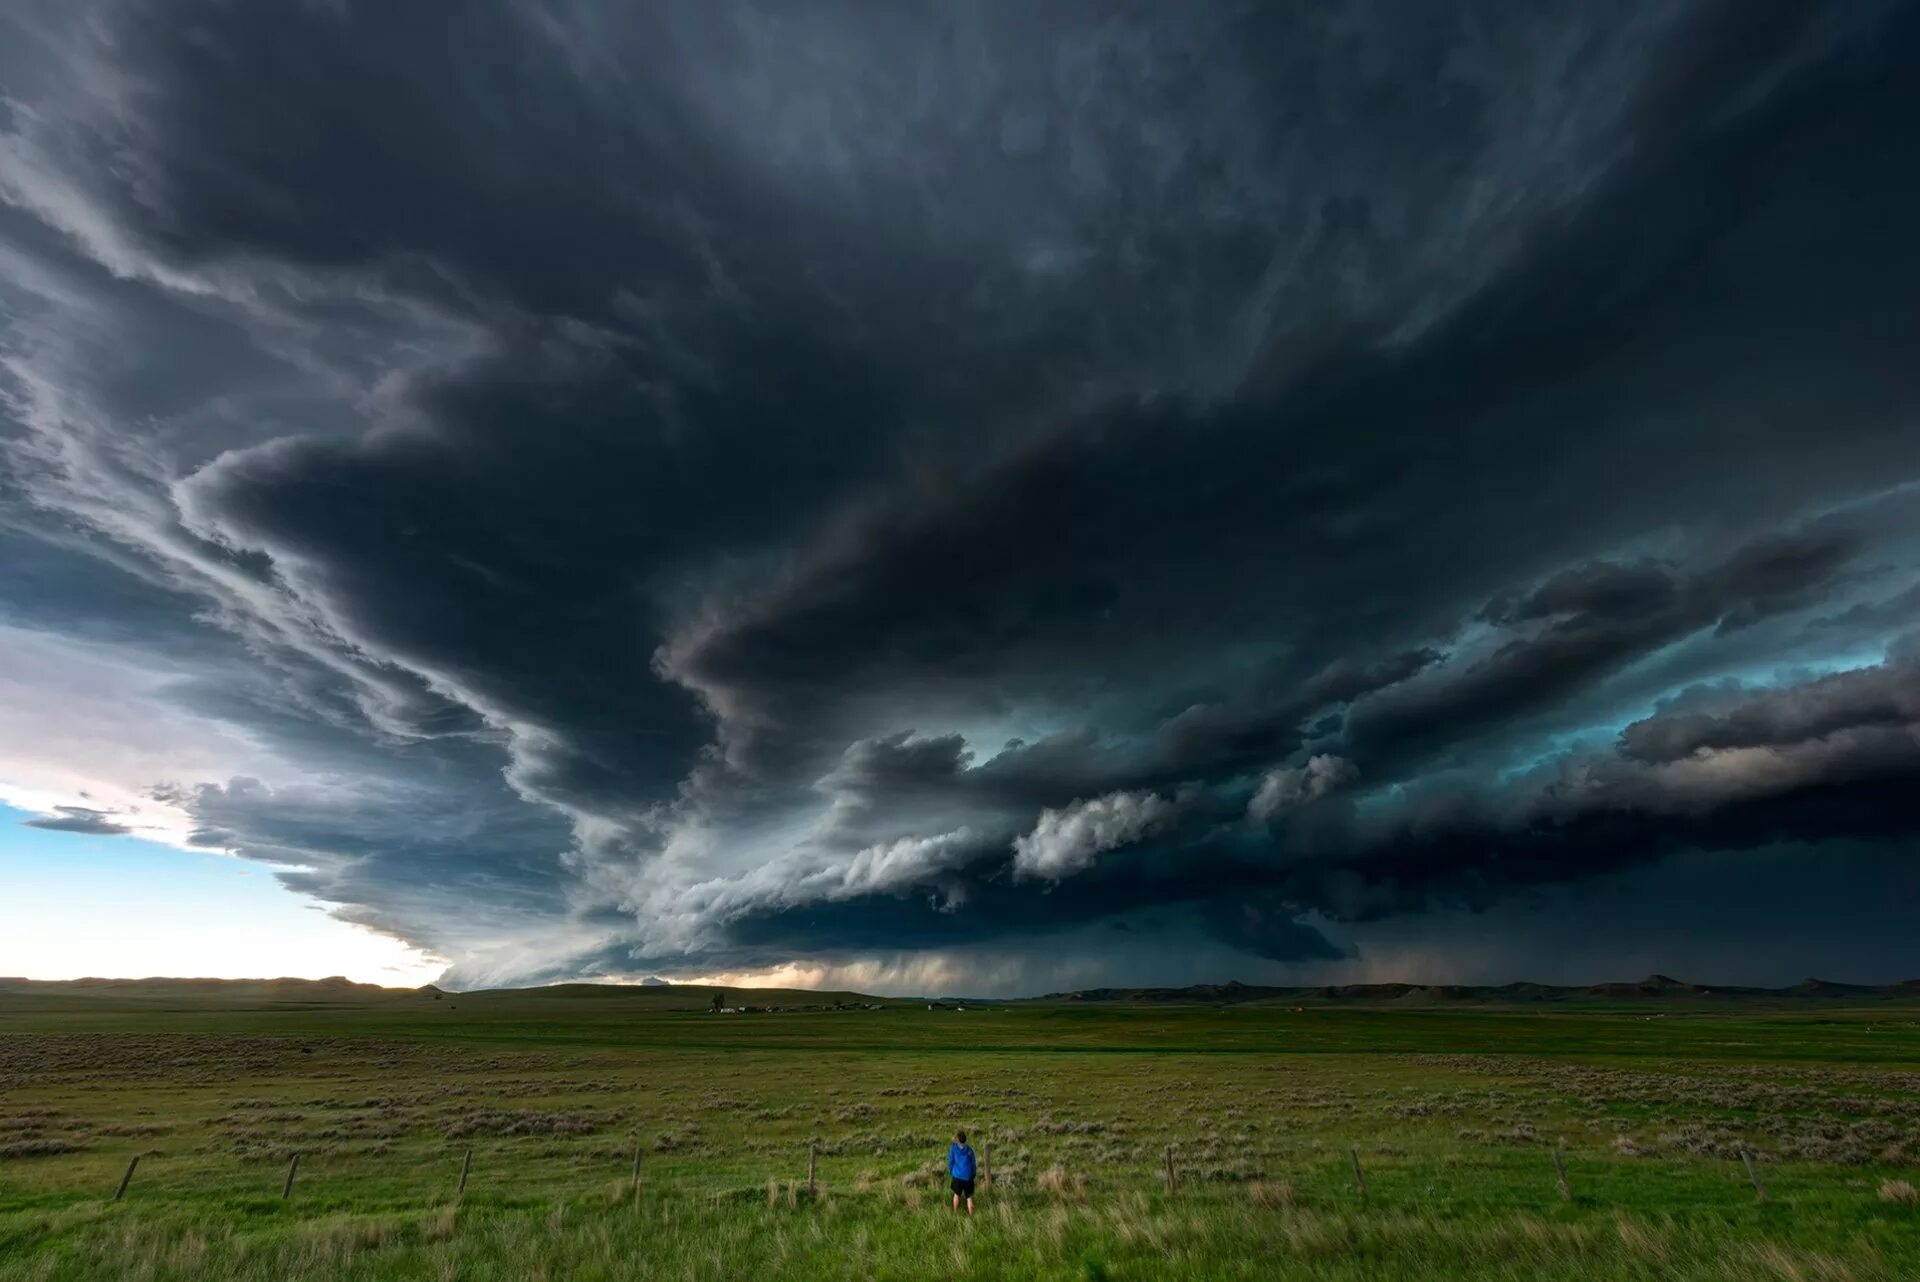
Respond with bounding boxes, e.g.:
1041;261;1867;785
0;974;408;997
1031;975;1920;1006
0;975;884;1014
4;972;1917;1014
0;975;427;1011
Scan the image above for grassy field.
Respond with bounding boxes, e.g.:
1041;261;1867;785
2;982;1918;1280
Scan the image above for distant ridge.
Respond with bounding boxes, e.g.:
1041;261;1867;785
1033;974;1920;1005
0;974;406;994
0;974;428;1003
4;973;1918;1009
0;975;875;1012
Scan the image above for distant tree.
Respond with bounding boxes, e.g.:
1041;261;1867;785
710;989;726;1013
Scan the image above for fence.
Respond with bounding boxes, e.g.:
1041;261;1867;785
98;1137;1799;1211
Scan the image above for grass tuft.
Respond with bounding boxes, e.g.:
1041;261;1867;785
1247;1178;1294;1209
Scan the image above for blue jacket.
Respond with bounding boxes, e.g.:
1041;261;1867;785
949;1142;976;1181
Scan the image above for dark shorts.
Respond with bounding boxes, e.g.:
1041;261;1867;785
951;1176;975;1198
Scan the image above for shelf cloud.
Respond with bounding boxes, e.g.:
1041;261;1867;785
3;0;1919;991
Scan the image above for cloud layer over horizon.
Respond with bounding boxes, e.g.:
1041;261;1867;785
3;0;1919;993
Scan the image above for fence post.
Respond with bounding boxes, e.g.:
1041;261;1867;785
113;1155;139;1202
457;1148;472;1199
1163;1145;1176;1194
1349;1147;1368;1200
982;1142;992;1191
282;1152;301;1200
1551;1144;1571;1201
1741;1148;1769;1203
807;1142;817;1197
631;1145;644;1204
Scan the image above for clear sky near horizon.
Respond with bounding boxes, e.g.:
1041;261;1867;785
0;802;441;984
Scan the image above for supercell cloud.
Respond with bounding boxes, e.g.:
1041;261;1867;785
2;1;1919;992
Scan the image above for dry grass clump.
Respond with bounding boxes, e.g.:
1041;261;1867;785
443;1109;604;1140
0;1108;65;1135
1613;1214;1671;1263
651;1128;700;1152
294;1217;397;1256
0;1138;81;1158
1037;1162;1088;1200
96;1122;170;1137
1247;1178;1294;1209
761;1179;820;1208
1880;1178;1918;1206
1773;1121;1907;1166
1654;1126;1751;1162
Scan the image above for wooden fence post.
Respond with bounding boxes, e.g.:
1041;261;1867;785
631;1145;644;1204
982;1142;991;1191
1349;1147;1368;1200
1741;1148;1769;1203
282;1152;300;1200
807;1142;817;1197
1162;1144;1176;1193
457;1148;472;1199
1551;1144;1571;1201
113;1155;139;1202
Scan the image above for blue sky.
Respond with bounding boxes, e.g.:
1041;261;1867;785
0;802;441;984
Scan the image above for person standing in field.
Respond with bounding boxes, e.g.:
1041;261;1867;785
948;1129;977;1215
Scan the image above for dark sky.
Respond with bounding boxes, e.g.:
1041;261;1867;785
2;1;1918;993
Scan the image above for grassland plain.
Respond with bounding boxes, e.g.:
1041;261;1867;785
1;981;1918;1280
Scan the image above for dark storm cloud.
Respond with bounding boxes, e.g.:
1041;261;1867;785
23;805;131;835
1201;893;1354;965
1343;524;1866;769
1617;646;1920;764
3;0;1920;991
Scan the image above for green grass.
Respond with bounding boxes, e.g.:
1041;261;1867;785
2;986;1917;1279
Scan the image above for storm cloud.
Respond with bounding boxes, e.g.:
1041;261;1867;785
3;0;1919;991
22;805;130;836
